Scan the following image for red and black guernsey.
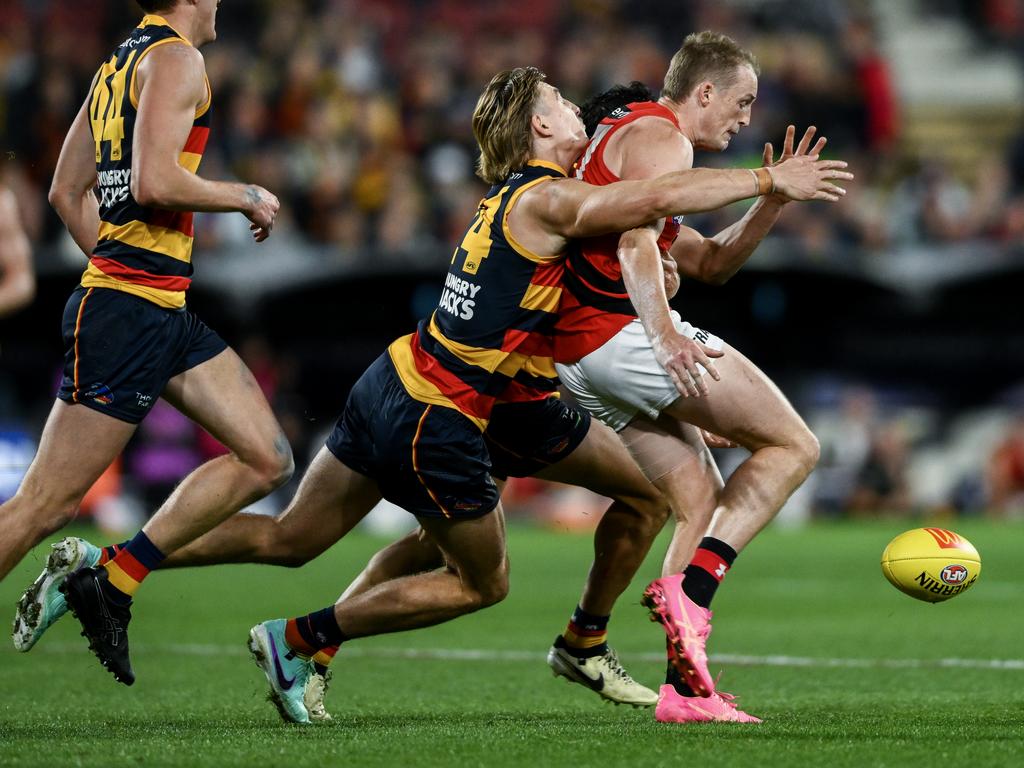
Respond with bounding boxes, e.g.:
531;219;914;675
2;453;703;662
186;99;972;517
81;14;212;309
554;101;683;364
388;160;567;431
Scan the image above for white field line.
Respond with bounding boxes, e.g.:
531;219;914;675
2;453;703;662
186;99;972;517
27;642;1024;670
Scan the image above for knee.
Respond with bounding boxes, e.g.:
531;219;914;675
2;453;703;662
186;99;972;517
248;433;295;495
630;486;673;533
473;558;510;609
11;484;80;536
792;428;820;477
259;517;320;568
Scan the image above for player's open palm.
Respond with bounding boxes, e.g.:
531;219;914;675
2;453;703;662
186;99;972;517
245;185;280;242
768;154;853;203
652;329;724;398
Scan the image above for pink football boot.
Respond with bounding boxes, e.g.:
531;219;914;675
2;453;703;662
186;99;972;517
655;685;762;724
642;573;715;696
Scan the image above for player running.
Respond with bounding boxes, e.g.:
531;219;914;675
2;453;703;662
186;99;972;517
2;0;291;686
554;31;852;722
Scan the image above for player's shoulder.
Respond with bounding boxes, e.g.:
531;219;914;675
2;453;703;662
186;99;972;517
135;38;207;101
141;37;206;73
516;175;583;210
615;114;687;146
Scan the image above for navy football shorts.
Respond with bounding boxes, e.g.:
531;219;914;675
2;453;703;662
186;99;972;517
57;286;227;424
326;353;501;520
485;396;592;480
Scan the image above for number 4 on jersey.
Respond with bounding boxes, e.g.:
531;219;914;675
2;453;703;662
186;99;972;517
452;186;508;275
89;50;138;162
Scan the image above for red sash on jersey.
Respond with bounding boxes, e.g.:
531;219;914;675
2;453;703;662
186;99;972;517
554;101;683;364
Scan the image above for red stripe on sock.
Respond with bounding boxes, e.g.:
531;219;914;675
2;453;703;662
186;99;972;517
691;548;729;582
284;619;317;656
110;549;149;582
566;624;607;637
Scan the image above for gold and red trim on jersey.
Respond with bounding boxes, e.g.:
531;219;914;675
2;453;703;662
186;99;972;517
388;334;491;432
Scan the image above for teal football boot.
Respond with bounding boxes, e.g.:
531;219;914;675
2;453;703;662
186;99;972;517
12;537;102;651
248;619;313;724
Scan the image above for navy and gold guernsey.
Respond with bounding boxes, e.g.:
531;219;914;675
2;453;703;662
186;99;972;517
83;14;212;309
387;160;567;431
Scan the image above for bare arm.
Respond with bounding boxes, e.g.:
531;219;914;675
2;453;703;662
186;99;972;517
48;93;101;257
512;121;848;253
670;196;785;285
618;225;723;397
0;189;35;316
671;126;850;284
131;44;279;239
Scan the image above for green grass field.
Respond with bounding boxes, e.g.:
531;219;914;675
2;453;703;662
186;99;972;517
1;519;1021;767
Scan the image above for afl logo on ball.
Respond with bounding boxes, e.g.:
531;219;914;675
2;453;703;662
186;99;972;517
940;564;968;585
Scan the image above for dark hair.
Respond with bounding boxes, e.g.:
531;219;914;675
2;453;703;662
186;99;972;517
580;82;654;136
662;31;759;101
136;1;178;12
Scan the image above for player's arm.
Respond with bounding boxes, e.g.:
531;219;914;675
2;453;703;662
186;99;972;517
671;126;851;285
668;201;782;285
529;125;747;241
48;90;102;257
131;43;279;240
615;120;725;397
618;225;722;397
0;188;35;316
537;121;847;241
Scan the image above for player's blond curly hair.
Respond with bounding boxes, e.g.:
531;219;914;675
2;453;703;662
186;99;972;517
662;31;759;101
473;67;546;185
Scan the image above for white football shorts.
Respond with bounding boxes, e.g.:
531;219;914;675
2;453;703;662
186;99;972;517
556;310;724;432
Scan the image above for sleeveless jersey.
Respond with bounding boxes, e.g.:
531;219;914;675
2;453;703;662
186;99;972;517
81;14;212;309
388;160;567;431
554;101;683;364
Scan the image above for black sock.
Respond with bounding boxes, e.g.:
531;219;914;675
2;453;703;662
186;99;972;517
682;536;737;609
666;658;696;696
298;607;347;650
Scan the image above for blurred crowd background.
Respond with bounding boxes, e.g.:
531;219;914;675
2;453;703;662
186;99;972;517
1;0;1023;534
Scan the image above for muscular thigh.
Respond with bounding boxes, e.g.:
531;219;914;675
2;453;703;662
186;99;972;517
275;446;382;547
162;346;286;462
620;413;722;489
662;343;810;451
417;504;507;588
533;415;654;503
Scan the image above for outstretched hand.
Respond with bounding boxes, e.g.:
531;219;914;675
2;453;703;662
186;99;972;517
764;125;827;167
762;125;838;204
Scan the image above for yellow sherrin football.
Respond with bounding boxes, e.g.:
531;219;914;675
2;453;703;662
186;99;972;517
880;528;981;603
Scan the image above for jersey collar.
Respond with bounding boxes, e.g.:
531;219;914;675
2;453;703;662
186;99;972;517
139;14;193;46
526;159;568;177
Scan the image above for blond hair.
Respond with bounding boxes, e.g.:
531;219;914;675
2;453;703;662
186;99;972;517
473;67;546;185
662;31;759;102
